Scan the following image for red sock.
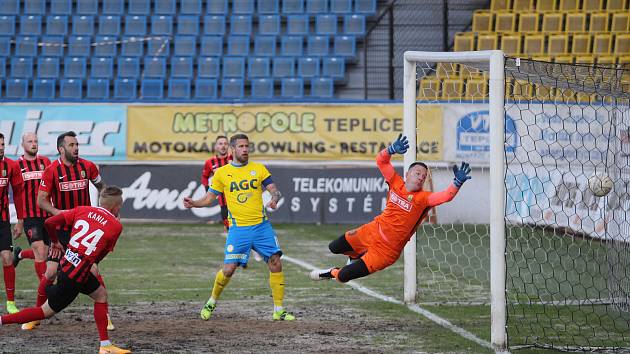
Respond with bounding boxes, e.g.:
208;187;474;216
36;276;53;307
95;274;106;288
3;265;15;301
20;249;35;259
94;302;109;341
34;261;47;281
1;307;44;325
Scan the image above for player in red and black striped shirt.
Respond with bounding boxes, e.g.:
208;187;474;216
201;136;232;232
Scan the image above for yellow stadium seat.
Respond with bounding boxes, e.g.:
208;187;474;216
554;55;574;63
575;55;595;64
472;10;493;32
436;63;459;79
477;33;499;51
418;78;440;100
464;78;488;100
572;33;592;55
554;88;577;103
491;0;512;11
535;0;556;12
542;13;564;32
512;0;534;11
532;55;552;62
565;13;586;32
559;0;579;11
619;56;630;64
495;12;517;32
606;0;627;11
501;33;522;55
548;34;569;55
615;34;630;55
523;34;545;56
589;12;609;32
441;79;464;99
512;80;534;100
454;32;475;52
611;13;630;32
518;12;540;33
596;55;616;65
593;33;613;54
582;0;603;11
535;84;554;101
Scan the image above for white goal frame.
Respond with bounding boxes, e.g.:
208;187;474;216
402;50;507;351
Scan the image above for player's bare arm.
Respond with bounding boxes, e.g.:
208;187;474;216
183;191;218;208
37;190;61;216
266;183;281;210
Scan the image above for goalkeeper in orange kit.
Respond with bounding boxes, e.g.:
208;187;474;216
310;134;471;282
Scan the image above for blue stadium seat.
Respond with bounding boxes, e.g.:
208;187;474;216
151;16;173;35
311;77;333;97
129;0;151;15
230;15;252;35
281;77;304;98
254;35;276;56
171;56;193;79
24;0;46;15
316;15;338;35
280;35;304;56
86;78;110;99
59;78;83;99
322;56;345;81
200;36;223;56
258;0;279;14
99;16;121;36
51;0;72;15
64;57;87;78
46;16;68;36
0;1;19;16
251;77;273;98
103;0;124;15
198;57;220;78
0;37;9;57
121;36;145;57
90;57;114;79
15;36;38;57
333;35;356;58
272;57;295;78
287;15;309;35
203;15;226;36
177;15;200;36
155;0;176;14
355;0;377;15
307;35;329;56
114;78;137;100
258;15;280;36
76;0;98;15
226;35;250;56
0;58;6;78
168;78;191;99
344;15;366;36
207;0;228;14
11;57;33;78
146;37;171;56
180;0;202;14
195;78;218;99
141;79;164;99
125;16;147;36
283;0;305;14
20;16;42;36
174;36;197;56
221;78;244;98
72;16;94;36
248;57;270;78
94;35;118;57
5;79;28;99
222;56;245;78
41;36;65;57
233;0;255;14
306;0;328;14
0;16;15;36
117;57;140;78
37;57;60;79
143;57;167;78
298;57;320;78
68;36;91;57
33;79;56;99
330;0;352;14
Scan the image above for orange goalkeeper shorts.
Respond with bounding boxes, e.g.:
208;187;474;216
345;221;401;274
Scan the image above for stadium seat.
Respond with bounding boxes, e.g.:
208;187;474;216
147;37;171;56
258;0;279;14
143;57;167;78
174;35;197;56
86;78;110;99
230;15;253;35
171;56;193;79
472;10;492;32
207;0;228;14
33;79;56;99
283;0;305;14
94;35;118;57
333;35;355;58
441;78;464;99
0;16;15;36
233;0;255;14
197;56;220;78
103;0;124;15
200;36;224;56
222;56;246;78
59;78;83;99
258;15;280;36
248;57;270;78
221;78;244;98
141;79;164;99
454;32;474;52
15;36;38;57
5;78;28;99
523;34;544;56
272;57;295;78
494;12;515;32
307;0;328;14
307;35;329;56
593;33;613;54
46;15;68;36
37;57;60;79
542;13;563;33
20;15;42;36
298;57;320;78
536;0;556;11
435;62;457;78
129;0;151;15
583;0;603;11
10;57;33;78
155;0;176;14
125;16;147;36
417;78;440;100
118;57;140;78
281;77;304;98
76;0;98;15
0;58;5;78
168;78;192;99
195;78;218;99
518;13;539;33
310;77;333;98
51;0;72;15
465;78;488;100
562;13;585;33
548;34;568;55
64;57;87;78
226;35;250;56
344;15;366;36
476;34;498;51
589;12;609;32
606;0;626;10
203;15;227;36
152;16;174;35
611;13;630;32
500;33;521;56
322;56;345;81
178;15;200;36
287;15;309;35
572;34;591;55
512;0;533;11
24;0;45;15
90;57;114;79
281;35;304;56
72;16;95;36
355;0;376;15
254;35;277;56
114;78;137;100
490;0;511;11
121;36;145;57
330;0;352;14
316;15;338;36
615;34;630;55
0;37;10;57
251;77;274;98
180;0;202;14
0;1;19;16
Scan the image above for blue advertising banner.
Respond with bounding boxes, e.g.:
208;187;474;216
0;105;127;161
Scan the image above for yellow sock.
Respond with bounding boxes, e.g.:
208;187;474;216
211;269;231;301
269;271;285;310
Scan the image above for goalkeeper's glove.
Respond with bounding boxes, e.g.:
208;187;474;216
387;134;409;155
452;162;472;188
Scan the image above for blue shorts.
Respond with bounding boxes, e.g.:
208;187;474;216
224;221;282;266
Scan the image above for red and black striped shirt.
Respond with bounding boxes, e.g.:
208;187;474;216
0;157;25;222
39;158;100;212
18;155;51;218
201;154;232;206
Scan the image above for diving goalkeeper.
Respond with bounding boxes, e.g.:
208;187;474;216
310;134;471;283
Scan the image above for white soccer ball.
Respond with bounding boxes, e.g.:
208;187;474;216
588;173;613;197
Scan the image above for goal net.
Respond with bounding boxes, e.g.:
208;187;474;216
404;51;630;352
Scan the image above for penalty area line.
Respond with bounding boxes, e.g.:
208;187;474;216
282;255;493;351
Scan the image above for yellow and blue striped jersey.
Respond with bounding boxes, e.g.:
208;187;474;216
209;162;272;227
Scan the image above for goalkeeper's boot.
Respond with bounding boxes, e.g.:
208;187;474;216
12;246;22;267
99;344;131;354
107;314;115;330
6;301;19;314
309;267;339;281
272;309;296;321
200;299;216;320
21;320;40;330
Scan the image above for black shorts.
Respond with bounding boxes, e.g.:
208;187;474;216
0;221;12;252
46;271;101;313
24;217;50;246
47;229;71;262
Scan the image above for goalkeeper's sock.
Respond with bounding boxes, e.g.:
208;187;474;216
269;271;285;312
211;269;231;301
